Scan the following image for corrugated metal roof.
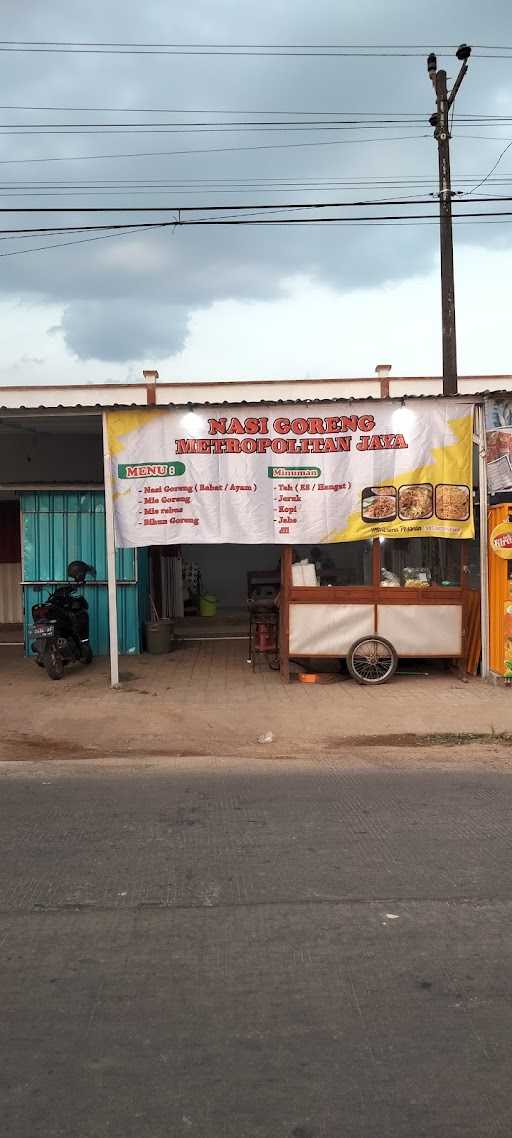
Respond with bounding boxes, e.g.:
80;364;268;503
0;394;484;423
0;375;511;412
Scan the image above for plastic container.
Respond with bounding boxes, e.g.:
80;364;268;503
199;594;217;617
144;618;173;654
291;562;318;587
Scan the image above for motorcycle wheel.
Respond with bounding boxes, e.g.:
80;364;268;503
82;644;93;666
45;645;64;680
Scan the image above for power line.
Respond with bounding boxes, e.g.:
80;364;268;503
0;47;509;61
1;208;512;234
0;133;430;165
1;115;511;123
0;40;470;47
0;190;439;202
0;222;173;234
0;104;434;114
1;176;509;197
468;139;512;193
2;105;512;123
0;119;431;127
1;209;511;259
0;194;511;214
1;121;511;137
4;214;511;237
0;47;442;57
0;41;509;58
0;124;438;136
0;104;468;114
180;210;512;224
0;173;503;185
0;223;165;258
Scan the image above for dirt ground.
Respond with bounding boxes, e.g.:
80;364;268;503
1;640;511;762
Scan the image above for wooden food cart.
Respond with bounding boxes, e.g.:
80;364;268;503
278;540;481;682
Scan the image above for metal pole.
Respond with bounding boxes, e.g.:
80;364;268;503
102;411;120;688
435;69;457;397
477;404;490;679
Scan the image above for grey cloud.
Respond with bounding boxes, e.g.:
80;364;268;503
60;299;189;361
1;0;511;363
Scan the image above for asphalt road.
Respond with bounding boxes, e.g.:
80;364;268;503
1;750;512;1138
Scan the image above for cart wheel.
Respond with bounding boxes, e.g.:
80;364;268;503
347;636;397;685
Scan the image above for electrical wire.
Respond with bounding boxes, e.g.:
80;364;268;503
2;176;511;198
3;105;512;125
0;118;439;127
0;41;506;58
0;125;439;137
180;210;512;224
0;133;431;165
1;208;512;233
0;223;166;258
0;174;505;186
1;194;512;213
0;40;472;47
2;208;512;259
467;139;512;194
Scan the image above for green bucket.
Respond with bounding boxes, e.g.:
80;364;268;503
199;594;217;618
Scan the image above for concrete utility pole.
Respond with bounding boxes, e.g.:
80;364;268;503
427;43;471;397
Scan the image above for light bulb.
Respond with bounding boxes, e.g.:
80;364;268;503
181;411;204;437
392;405;415;433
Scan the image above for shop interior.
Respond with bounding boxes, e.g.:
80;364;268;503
150;534;481;673
151;536;480;615
150;540;374;631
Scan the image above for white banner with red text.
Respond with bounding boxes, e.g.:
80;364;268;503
106;400;474;547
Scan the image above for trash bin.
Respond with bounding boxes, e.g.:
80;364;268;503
199;594;217;617
144;618;173;653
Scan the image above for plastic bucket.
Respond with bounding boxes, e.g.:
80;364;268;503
199;594;217;618
144;618;173;654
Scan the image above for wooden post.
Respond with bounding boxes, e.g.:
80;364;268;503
371;538;381;635
102;412;120;688
477;404;489;678
371;538;381;588
279;546;292;683
435;69;458;396
143;368;159;406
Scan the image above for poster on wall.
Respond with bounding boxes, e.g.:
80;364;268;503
504;603;512;679
486;398;512;494
106;401;474;548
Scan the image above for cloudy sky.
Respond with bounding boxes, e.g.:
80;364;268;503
1;0;512;385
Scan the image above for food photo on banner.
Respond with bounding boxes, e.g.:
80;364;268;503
106;401;474;548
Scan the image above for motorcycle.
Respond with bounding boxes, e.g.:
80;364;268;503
29;561;96;680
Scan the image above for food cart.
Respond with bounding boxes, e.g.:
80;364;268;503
278;535;481;683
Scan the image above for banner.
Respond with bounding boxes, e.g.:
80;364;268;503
107;400;474;547
486;398;512;494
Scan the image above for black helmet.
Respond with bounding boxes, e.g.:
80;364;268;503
67;561;96;583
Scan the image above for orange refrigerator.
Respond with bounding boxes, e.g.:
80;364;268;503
488;504;512;678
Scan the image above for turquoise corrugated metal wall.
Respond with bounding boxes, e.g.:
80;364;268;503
20;492;148;656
